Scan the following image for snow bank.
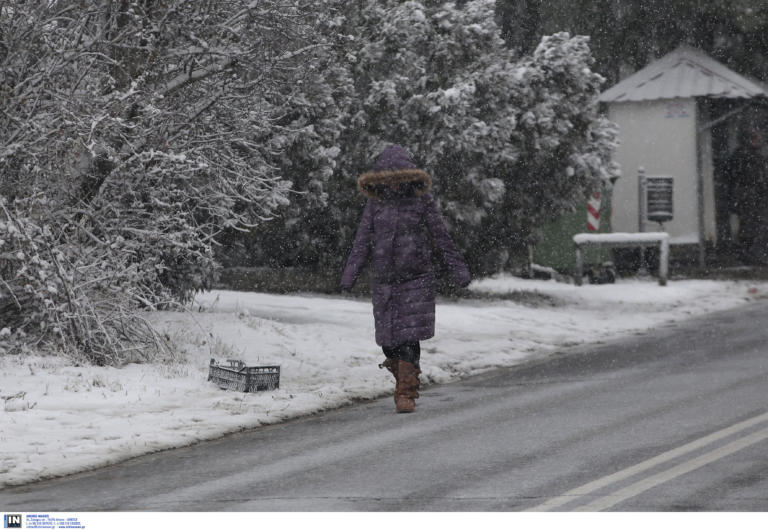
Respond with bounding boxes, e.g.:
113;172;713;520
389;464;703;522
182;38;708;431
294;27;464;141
1;276;765;487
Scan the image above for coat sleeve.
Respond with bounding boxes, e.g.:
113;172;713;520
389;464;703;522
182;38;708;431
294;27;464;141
424;194;471;287
340;199;374;290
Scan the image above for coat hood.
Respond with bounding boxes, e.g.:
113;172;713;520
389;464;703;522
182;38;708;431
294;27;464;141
358;145;432;199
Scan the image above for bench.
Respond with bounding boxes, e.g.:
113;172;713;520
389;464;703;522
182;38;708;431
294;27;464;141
573;232;670;286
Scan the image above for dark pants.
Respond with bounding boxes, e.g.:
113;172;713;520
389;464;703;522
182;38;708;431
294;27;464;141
382;341;420;369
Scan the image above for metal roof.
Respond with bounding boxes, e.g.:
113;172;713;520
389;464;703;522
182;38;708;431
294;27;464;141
599;45;768;103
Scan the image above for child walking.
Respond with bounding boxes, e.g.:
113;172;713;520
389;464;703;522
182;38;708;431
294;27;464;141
340;145;471;413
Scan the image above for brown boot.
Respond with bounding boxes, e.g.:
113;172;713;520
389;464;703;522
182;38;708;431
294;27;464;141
394;360;421;413
380;358;401;407
379;357;399;381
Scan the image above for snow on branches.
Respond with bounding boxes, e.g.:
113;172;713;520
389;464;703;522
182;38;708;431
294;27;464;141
311;0;620;273
0;0;620;360
0;0;339;363
0;196;176;364
237;0;619;276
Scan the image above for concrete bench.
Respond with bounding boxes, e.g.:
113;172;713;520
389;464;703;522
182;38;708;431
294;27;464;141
573;232;670;286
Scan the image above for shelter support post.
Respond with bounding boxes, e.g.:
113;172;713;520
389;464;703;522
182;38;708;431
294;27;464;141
695;104;707;268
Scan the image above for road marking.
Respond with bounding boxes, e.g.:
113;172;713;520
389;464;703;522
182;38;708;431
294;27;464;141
576;425;768;511
528;409;768;511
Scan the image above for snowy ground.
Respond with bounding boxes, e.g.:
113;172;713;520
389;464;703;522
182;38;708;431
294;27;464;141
2;275;767;488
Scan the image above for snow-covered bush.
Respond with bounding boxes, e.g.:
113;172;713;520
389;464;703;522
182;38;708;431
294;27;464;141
0;197;174;365
0;1;338;363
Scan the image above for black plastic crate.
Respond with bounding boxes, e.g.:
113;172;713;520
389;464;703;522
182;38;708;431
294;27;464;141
207;359;280;392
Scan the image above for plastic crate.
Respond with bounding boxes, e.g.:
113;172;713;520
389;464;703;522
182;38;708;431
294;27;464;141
207;359;280;392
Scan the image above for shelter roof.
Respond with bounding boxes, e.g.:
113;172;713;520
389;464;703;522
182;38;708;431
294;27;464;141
599;45;768;103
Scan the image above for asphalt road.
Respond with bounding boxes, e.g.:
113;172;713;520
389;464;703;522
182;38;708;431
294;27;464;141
3;300;768;511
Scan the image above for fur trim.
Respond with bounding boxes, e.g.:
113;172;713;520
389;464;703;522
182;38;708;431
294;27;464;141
357;169;432;199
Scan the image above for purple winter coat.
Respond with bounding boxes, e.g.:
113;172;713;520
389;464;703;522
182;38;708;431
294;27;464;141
340;145;470;347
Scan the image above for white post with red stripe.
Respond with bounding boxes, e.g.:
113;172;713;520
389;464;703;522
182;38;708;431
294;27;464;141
587;191;601;231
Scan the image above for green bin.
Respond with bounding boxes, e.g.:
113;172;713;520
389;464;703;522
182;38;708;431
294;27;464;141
533;185;613;273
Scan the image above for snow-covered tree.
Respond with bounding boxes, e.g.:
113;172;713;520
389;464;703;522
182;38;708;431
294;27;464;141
216;18;356;271
283;0;619;275
0;0;339;362
473;32;620;272
0;0;619;362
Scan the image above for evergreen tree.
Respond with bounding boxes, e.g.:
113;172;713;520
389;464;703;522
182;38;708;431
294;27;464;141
256;0;618;275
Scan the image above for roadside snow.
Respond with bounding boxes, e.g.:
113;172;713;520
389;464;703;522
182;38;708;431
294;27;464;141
1;276;766;487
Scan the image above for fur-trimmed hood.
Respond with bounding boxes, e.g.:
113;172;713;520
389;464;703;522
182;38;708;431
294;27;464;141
358;168;432;199
357;145;432;199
